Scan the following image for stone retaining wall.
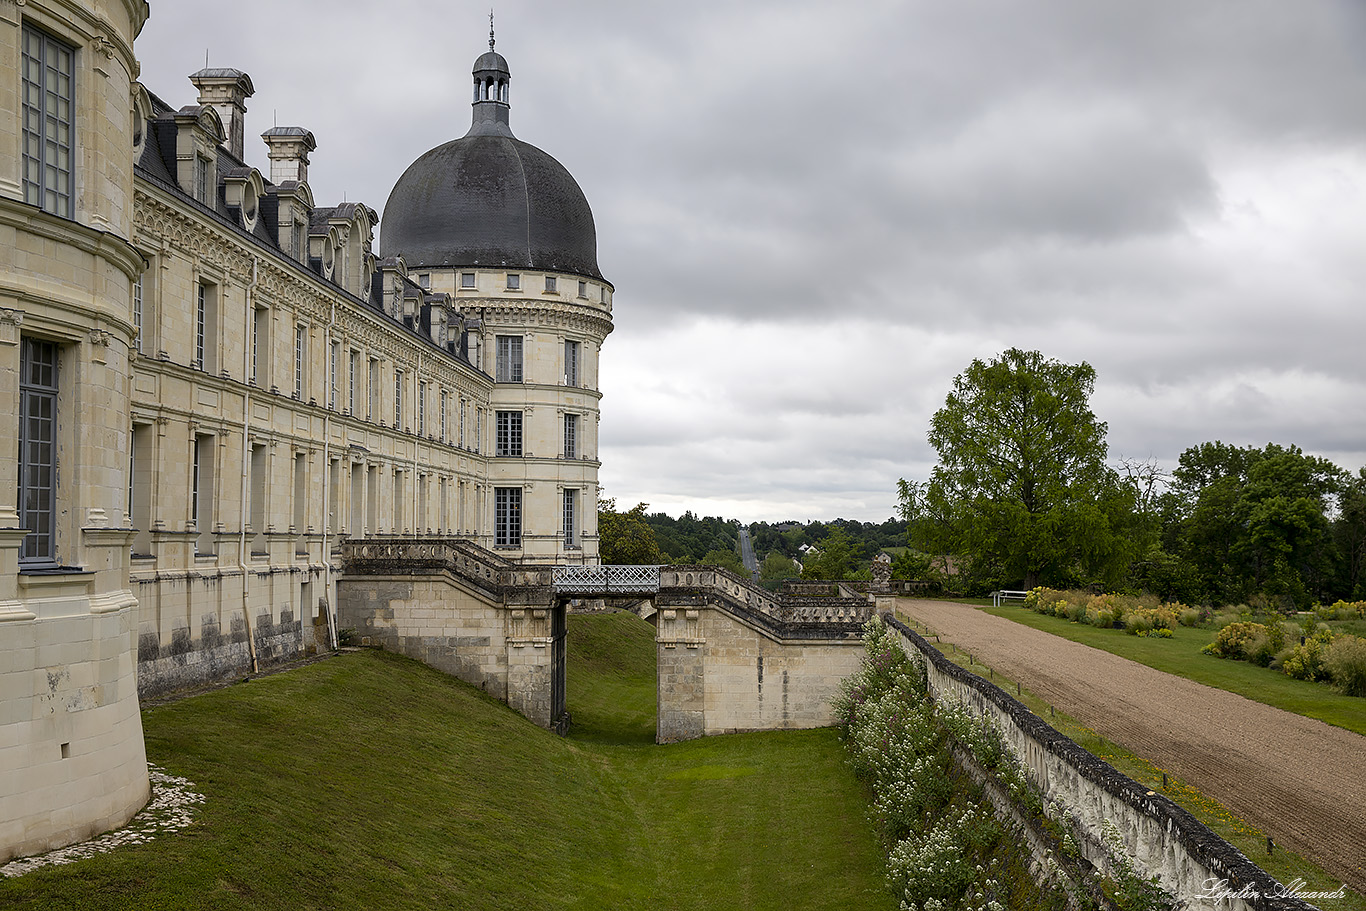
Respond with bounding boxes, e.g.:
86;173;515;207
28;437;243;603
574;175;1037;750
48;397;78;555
883;615;1319;911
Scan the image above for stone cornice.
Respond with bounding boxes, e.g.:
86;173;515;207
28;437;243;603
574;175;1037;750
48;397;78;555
467;299;614;340
0;196;143;279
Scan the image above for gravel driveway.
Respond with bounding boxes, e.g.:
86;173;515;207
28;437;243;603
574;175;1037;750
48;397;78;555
895;598;1366;894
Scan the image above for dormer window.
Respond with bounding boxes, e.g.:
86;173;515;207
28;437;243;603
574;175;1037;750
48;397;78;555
292;220;305;260
506;273;520;291
194;155;210;203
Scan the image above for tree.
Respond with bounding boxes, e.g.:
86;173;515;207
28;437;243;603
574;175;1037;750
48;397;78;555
901;348;1135;591
1167;442;1346;607
801;526;862;580
597;498;663;565
760;551;800;583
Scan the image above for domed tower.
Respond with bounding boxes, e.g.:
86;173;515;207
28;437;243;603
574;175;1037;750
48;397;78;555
380;30;613;564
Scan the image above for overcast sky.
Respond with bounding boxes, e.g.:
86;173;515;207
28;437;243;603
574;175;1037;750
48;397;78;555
136;1;1366;523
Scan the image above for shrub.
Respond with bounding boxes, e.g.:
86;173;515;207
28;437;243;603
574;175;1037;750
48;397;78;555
1089;608;1114;629
1202;622;1269;660
1177;608;1203;628
1317;600;1366;621
1124;607;1177;636
1281;639;1328;682
1323;635;1366;697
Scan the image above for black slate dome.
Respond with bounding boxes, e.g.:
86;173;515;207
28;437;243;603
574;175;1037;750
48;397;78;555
379;44;603;280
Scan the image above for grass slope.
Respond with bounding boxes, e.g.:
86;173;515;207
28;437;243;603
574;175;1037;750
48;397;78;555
0;612;891;911
982;604;1366;737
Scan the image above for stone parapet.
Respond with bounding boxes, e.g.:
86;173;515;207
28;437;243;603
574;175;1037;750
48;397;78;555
882;614;1319;911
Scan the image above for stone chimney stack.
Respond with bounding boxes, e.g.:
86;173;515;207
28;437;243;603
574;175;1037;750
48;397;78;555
188;68;255;160
261;126;317;185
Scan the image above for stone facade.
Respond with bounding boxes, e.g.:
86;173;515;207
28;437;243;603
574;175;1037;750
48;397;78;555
1;0;611;862
0;0;153;863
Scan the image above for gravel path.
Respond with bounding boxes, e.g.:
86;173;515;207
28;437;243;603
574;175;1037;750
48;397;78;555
895;598;1366;893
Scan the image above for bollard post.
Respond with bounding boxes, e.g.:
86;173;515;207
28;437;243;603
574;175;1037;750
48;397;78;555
1162;773;1168;789
1267;837;1274;855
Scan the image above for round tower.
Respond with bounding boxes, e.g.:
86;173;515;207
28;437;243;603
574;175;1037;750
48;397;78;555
381;33;613;564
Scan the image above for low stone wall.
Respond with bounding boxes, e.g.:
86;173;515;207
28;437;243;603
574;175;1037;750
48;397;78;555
133;563;331;699
1;589;150;864
655;567;869;742
883;615;1319;911
336;538;565;729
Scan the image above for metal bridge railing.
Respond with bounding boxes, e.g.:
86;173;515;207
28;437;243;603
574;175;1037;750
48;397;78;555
552;564;662;595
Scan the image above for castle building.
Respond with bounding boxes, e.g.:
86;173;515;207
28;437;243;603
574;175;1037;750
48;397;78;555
1;0;612;863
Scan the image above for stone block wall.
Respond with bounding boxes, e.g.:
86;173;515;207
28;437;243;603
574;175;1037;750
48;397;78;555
0;591;150;864
336;568;564;728
883;616;1318;911
655;602;866;742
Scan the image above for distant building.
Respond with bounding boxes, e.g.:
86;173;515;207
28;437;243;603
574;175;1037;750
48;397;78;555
1;0;612;863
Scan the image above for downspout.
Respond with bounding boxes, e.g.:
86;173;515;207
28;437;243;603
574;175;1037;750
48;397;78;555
238;256;260;673
321;300;338;649
413;350;421;536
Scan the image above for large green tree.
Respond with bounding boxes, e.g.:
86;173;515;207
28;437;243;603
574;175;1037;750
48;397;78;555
901;348;1136;591
596;498;664;565
1166;442;1345;607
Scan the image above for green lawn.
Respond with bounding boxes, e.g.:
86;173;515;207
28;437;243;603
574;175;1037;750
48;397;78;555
0;612;891;911
981;604;1366;737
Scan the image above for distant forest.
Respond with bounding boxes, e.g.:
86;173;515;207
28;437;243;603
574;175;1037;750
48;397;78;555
640;510;905;576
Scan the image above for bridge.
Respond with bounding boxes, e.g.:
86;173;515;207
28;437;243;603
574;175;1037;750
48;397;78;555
336;539;875;741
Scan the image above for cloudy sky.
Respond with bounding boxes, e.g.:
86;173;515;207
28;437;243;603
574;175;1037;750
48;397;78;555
135;1;1366;523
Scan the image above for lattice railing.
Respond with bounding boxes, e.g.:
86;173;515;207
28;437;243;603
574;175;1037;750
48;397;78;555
552;564;662;594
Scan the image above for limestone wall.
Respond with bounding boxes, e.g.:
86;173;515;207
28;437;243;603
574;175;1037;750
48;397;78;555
883;616;1318;911
653;566;869;742
336;539;565;729
655;604;867;742
0;591;150;864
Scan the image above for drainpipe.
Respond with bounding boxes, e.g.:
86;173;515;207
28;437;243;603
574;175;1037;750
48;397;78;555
413;351;421;536
238;256;260;673
321;300;338;649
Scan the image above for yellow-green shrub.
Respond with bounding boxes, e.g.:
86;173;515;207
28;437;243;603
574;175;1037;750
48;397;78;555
1323;635;1366;697
1202;622;1269;660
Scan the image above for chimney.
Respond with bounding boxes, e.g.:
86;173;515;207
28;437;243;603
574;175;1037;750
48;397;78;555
188;68;255;159
261;126;317;185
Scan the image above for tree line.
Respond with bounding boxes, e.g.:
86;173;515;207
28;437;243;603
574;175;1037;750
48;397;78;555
900;347;1366;608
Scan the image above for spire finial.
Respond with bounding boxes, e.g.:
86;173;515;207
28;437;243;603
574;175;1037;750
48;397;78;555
489;8;495;51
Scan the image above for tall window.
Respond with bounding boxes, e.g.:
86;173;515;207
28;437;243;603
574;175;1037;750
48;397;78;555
132;273;144;353
564;340;580;386
250;307;264;385
21;26;74;218
329;341;340;409
458;397;466;447
495;410;522;457
368;357;379;420
192;434;216;555
196;282;217;372
349;350;360;414
394;369;404;429
495;487;522;547
563;413;578;459
439;390;447;442
417;381;427;436
19;339;58;564
563;489;578;548
495;335;523;382
294;324;307;399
